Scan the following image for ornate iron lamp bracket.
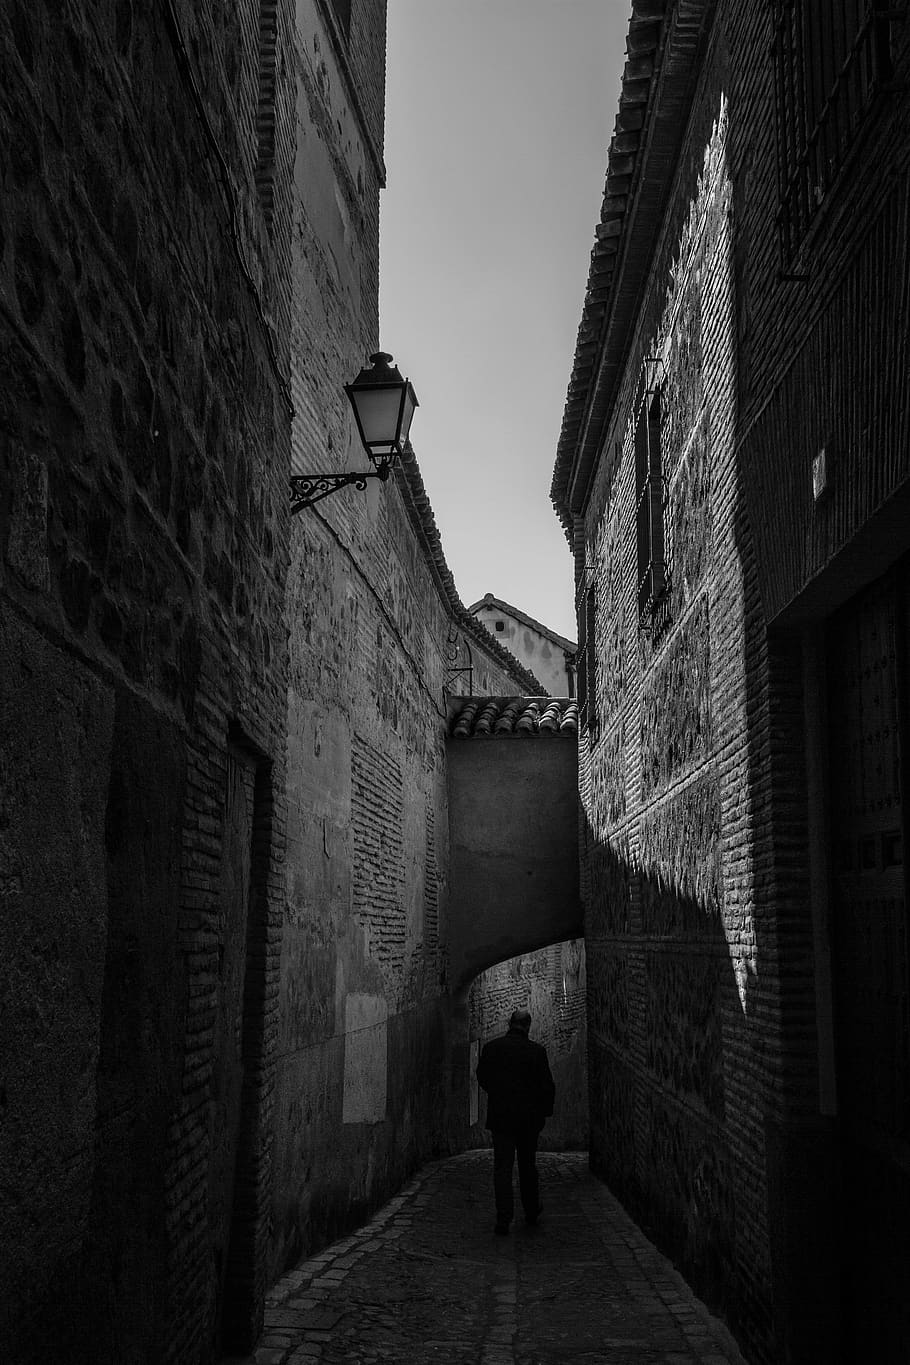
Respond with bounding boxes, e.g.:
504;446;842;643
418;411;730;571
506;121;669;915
291;352;415;514
290;461;393;514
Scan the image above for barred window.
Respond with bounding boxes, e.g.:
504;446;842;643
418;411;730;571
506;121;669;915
773;1;896;260
565;652;577;699
635;387;666;628
576;581;598;734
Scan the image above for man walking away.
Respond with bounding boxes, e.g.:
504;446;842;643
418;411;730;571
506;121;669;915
476;1008;556;1235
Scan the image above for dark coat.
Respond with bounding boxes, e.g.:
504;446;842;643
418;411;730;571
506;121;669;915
476;1027;556;1134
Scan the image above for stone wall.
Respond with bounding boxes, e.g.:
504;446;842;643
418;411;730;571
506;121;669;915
0;0;296;1359
0;2;545;1354
722;5;910;1359
275;9;536;1265
277;455;532;1271
569;3;910;1361
579;56;768;1360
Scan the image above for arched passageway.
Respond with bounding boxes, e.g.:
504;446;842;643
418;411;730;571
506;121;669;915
445;698;581;995
465;938;588;1151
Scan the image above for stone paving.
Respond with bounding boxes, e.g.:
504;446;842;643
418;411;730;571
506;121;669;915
235;1151;749;1365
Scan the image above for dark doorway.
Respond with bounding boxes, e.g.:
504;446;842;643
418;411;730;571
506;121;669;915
827;560;910;1361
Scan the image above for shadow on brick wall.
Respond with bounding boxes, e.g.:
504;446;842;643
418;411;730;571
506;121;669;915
581;828;748;1323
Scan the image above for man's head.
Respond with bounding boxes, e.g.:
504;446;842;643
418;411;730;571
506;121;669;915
508;1008;532;1034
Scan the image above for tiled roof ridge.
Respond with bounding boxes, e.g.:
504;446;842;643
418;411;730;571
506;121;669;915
449;696;579;739
466;594;577;654
393;444;547;696
550;0;716;540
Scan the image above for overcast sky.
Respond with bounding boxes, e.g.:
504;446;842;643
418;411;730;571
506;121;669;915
379;1;631;643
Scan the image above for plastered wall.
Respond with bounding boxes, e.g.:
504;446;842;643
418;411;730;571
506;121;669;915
472;602;574;698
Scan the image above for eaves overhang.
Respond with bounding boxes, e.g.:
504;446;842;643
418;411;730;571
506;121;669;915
550;0;717;541
393;445;547;696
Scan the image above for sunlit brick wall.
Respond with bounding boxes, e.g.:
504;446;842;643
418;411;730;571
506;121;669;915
577;3;910;1360
579;50;768;1356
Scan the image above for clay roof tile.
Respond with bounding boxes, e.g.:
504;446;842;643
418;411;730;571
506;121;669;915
494;700;524;733
473;701;501;736
448;697;579;739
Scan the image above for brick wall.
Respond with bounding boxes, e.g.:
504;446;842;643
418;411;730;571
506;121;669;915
580;69;764;1345
727;5;910;627
277;450;529;1270
0;0;296;1359
0;0;539;1355
568;3;910;1361
275;2;530;1259
724;4;910;1358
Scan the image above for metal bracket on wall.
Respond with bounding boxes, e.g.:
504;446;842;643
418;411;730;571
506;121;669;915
575;565;598;605
290;466;390;514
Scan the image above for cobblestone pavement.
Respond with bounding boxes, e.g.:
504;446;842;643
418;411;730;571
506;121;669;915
235;1151;748;1365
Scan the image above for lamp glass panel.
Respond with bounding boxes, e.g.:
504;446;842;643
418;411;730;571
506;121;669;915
399;386;417;444
351;386;402;452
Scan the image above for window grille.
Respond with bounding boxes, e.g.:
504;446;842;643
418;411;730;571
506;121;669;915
576;581;598;734
772;0;897;260
565;653;577;700
585;586;597;731
635;388;666;628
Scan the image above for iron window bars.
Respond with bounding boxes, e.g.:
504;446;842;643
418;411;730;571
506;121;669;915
575;577;598;736
773;0;899;262
635;387;666;630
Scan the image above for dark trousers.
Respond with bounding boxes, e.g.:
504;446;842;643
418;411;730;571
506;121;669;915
492;1128;540;1223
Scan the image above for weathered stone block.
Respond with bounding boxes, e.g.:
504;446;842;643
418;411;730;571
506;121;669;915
665;413;710;614
585;831;632;937
587;941;631;1053
643;949;725;1115
639;1094;735;1313
639;774;722;933
639;592;710;797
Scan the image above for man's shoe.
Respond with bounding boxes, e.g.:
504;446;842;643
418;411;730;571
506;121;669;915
494;1221;510;1235
525;1204;542;1226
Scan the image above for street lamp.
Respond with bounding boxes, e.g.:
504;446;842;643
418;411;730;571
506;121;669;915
290;352;418;513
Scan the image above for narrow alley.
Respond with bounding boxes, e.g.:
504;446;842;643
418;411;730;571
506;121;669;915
3;0;910;1361
237;1152;746;1365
